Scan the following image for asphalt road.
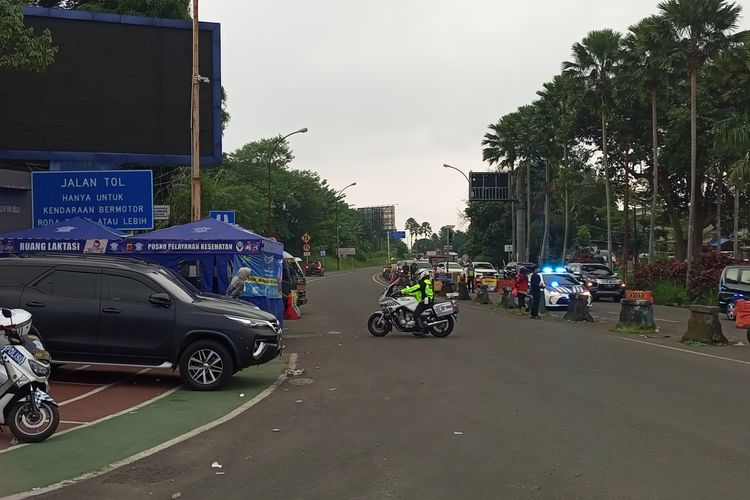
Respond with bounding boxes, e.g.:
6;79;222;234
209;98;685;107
37;268;750;499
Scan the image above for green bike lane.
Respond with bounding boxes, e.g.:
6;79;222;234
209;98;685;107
0;358;286;498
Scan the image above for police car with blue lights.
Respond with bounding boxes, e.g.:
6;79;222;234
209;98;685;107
539;267;593;309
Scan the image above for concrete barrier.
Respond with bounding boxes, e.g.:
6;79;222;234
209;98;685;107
475;285;491;305
682;305;727;345
615;299;655;332
564;293;593;322
501;287;518;309
456;281;470;300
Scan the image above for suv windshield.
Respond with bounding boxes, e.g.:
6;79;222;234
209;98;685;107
581;265;613;276
415;261;432;270
474;262;495;270
151;267;200;302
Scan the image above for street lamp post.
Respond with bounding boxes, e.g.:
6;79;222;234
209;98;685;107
335;182;357;271
443;163;470;184
266;127;308;235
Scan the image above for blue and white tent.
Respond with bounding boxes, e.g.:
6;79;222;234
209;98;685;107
0;217;124;254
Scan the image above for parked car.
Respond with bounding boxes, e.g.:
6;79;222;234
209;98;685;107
0;255;282;391
718;264;750;320
305;260;325;276
502;261;535;279
566;262;625;302
284;252;307;306
539;272;592;309
471;262;499;279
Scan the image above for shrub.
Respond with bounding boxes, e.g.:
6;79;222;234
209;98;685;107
633;260;687;288
651;280;689;306
634;253;738;300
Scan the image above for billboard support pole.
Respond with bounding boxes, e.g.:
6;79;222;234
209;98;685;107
190;0;201;222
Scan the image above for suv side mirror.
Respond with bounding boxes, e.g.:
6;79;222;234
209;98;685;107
149;293;172;307
1;308;11;319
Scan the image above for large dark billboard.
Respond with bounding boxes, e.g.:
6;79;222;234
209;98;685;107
0;7;222;166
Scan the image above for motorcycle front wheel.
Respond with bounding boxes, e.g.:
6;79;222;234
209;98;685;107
429;316;455;337
367;313;391;337
9;400;60;443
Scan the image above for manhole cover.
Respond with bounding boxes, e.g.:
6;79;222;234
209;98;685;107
288;378;314;386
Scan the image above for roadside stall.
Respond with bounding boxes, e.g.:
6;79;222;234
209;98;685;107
0;216;125;254
115;218;285;322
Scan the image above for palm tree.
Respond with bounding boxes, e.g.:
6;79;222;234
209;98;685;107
622;16;677;263
563;29;623;270
534;73;581;262
405;217;419;250
714;112;750;255
482;113;525;261
658;0;741;283
419;222;432;242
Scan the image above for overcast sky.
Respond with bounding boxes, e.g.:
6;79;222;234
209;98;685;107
201;0;749;236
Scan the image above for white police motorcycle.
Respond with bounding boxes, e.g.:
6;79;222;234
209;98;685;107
0;308;59;443
367;280;458;337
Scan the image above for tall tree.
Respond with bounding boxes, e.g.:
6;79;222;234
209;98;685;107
715;112;750;255
659;0;741;283
622;16;677;263
405;217;419;250
563;29;623;269
1;0;56;71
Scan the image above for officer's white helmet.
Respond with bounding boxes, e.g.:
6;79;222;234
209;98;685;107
417;269;431;280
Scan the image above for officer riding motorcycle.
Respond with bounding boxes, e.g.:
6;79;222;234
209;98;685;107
400;269;434;334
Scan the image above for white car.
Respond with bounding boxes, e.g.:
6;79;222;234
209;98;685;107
539;272;592;309
471;262;498;279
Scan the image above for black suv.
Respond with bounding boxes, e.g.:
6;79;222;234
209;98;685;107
0;255;282;390
718;264;750;320
566;262;625;302
502;261;535;279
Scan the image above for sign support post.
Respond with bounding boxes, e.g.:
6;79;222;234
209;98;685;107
190;0;201;222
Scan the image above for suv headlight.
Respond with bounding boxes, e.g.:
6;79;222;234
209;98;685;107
224;314;281;333
225;315;276;330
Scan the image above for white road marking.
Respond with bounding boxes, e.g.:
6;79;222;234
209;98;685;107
60;420;90;425
621;337;750;366
605;311;678;323
51;381;100;387
0;385;181;456
3;354;298;499
58;368;151;406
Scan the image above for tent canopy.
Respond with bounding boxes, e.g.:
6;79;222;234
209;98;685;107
119;217;283;255
0;217;125;254
118;218;285;322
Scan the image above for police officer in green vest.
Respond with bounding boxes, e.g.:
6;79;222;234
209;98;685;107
401;269;434;333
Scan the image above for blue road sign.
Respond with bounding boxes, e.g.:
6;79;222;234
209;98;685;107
320;250;326;257
32;170;153;230
390;231;406;239
209;210;236;224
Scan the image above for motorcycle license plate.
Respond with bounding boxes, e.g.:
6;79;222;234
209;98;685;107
434;302;454;317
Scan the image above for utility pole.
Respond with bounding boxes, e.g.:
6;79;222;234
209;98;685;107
190;0;201;221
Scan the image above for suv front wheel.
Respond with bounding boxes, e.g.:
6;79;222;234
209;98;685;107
179;340;234;391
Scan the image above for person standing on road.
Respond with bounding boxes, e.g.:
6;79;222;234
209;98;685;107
226;267;252;299
401;269;434;333
528;265;542;319
409;262;418;283
466;263;475;293
515;267;529;313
